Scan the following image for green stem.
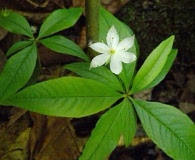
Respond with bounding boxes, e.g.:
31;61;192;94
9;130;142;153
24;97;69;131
85;0;100;57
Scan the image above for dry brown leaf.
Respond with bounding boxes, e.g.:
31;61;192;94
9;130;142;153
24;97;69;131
0;128;30;160
14;0;65;11
29;113;50;159
104;0;130;14
0;110;31;159
72;0;85;7
187;76;195;94
29;113;86;160
179;102;195;114
7;108;27;127
0;49;6;72
0;27;8;41
133;88;153;101
72;0;130;13
179;72;195;114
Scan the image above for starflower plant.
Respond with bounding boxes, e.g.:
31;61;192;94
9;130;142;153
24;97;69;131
0;4;194;160
90;26;136;74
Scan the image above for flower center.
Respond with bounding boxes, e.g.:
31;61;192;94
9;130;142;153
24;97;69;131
110;49;115;54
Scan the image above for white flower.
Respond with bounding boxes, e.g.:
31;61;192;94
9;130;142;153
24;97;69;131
89;26;136;74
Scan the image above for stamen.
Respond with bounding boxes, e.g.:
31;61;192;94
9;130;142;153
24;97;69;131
110;49;115;54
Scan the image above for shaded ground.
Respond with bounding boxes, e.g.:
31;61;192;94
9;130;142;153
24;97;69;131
0;0;195;159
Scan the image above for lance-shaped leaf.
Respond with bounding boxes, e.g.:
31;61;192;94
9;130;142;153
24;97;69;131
130;98;195;160
120;61;136;92
131;36;175;94
99;7;134;42
0;44;37;100
40;35;89;61
122;100;137;146
6;40;33;56
0;10;33;38
99;7;138;90
2;77;122;117
79;99;136;160
144;49;177;90
65;62;123;92
38;8;83;39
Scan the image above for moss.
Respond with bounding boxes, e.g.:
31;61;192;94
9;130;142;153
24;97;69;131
117;0;195;65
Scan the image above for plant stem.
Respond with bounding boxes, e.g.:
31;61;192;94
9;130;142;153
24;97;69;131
85;0;100;57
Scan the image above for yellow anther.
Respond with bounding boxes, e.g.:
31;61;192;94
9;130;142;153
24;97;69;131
110;49;115;54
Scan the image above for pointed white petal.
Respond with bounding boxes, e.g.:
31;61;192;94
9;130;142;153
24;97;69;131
117;36;134;51
89;42;110;53
110;55;122;74
90;53;110;69
118;52;137;63
106;26;119;49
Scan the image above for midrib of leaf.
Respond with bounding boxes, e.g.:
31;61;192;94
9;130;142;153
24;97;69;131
136;101;195;158
14;95;120;99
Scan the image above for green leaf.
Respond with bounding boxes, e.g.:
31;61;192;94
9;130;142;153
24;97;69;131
65;62;123;92
79;99;136;160
38;8;83;39
131;98;195;160
99;7;134;41
131;36;175;94
40;35;89;61
0;10;33;38
122;99;137;146
99;7;138;90
145;49;178;89
6;40;33;56
119;61;136;92
3;77;122;117
0;44;37;100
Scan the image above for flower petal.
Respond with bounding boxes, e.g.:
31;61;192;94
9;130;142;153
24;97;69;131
106;26;119;49
118;51;137;63
110;55;122;74
89;42;110;53
90;53;110;69
117;36;134;51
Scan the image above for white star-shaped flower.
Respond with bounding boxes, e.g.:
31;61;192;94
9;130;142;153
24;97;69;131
89;26;136;74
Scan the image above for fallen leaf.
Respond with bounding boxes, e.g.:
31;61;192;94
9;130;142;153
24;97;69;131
29;113;86;160
7;108;27;127
0;128;30;160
